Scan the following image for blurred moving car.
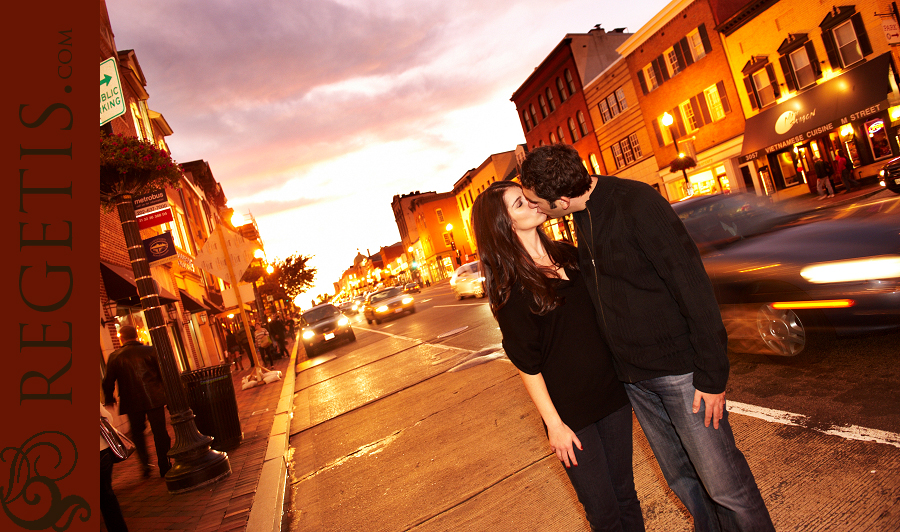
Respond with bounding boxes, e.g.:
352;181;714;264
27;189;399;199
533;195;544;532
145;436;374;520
363;287;415;325
671;193;900;358
299;303;355;356
404;281;421;293
450;260;485;299
878;156;900;194
337;298;356;314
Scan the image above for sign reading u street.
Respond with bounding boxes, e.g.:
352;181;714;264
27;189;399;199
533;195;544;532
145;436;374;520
100;56;125;125
134;188;174;229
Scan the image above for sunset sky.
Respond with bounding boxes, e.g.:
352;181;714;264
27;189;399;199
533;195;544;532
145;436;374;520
106;0;673;304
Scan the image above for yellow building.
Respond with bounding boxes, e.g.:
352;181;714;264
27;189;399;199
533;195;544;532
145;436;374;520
451;150;518;257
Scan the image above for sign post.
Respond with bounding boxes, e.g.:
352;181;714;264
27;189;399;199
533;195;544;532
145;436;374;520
100;57;126;126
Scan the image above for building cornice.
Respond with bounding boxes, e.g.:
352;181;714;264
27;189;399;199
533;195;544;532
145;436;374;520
616;0;692;57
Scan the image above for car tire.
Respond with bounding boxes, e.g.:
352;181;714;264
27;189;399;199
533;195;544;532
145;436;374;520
347;329;356;342
756;304;829;361
409;306;416;314
366;318;372;324
455;290;462;300
475;282;485;298
304;344;316;357
374;318;381;325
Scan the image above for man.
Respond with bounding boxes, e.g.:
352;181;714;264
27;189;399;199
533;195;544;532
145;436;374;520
103;325;172;478
520;144;773;532
268;316;287;359
813;155;834;199
833;151;860;192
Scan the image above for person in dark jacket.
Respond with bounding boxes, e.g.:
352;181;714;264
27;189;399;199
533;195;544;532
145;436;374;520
268;317;287;359
102;325;172;478
813;156;835;199
520;144;773;532
471;180;643;531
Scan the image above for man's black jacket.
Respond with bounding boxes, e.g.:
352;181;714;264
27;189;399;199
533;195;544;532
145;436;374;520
102;340;167;414
573;176;729;394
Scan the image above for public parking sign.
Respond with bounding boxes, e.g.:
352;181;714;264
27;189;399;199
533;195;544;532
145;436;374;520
100;57;125;126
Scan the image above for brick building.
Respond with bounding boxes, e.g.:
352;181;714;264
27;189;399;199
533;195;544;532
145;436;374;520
619;0;747;201
410;193;467;282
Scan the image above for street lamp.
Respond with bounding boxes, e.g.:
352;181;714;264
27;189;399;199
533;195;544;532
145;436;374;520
446;223;461;266
661;112;693;196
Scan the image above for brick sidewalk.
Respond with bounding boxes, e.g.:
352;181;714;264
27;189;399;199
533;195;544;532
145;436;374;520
103;343;294;532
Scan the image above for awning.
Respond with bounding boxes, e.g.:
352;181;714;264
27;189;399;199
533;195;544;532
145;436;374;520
202;297;225;315
739;52;896;163
100;261;179;305
179;289;210;313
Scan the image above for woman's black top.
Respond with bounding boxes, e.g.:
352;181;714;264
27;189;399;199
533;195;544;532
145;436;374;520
496;267;628;433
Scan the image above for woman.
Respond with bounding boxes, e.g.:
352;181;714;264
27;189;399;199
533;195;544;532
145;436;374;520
471;180;643;531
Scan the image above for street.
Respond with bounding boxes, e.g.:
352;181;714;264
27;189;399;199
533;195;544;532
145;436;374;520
283;281;900;531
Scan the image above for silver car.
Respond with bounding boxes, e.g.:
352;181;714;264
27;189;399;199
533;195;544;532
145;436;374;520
450;260;485;299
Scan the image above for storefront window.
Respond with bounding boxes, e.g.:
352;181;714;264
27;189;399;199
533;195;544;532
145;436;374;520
716;165;730;193
866;119;893;160
688;169;717;196
777;151;802;187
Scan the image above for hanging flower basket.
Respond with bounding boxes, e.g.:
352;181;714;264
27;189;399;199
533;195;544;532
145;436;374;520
100;131;182;210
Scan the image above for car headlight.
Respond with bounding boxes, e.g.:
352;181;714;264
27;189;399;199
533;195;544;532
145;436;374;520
302;330;314;339
800;255;900;283
376;305;389;313
402;296;414;304
880;169;885;176
338;316;349;326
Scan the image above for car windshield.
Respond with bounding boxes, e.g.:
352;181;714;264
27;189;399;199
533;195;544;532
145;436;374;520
672;194;794;249
370;288;403;303
302;305;340;324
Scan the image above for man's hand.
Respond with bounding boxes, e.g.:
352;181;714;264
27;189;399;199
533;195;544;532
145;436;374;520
693;390;726;429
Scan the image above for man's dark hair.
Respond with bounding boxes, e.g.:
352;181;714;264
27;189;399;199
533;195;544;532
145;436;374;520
520;144;592;205
119;325;138;341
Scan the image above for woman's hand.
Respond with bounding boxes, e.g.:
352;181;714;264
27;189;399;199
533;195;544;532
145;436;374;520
547;420;582;468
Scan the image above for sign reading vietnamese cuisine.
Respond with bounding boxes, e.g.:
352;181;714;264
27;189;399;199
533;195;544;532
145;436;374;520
134;188;174;229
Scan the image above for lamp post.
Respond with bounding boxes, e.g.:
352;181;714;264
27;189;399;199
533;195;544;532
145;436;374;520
661;112;693;196
446;223;461;266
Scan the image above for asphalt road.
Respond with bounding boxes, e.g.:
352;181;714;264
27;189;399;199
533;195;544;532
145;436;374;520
284;280;900;531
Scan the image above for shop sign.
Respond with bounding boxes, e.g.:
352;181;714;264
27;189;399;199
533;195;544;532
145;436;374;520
882;17;900;45
177;251;195;272
134;188;174;229
143;231;177;266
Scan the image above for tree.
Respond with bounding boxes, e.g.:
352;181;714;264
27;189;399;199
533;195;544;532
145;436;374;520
275;253;316;300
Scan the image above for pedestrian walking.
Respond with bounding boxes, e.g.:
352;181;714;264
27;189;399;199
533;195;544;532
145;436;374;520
813;155;835;199
236;324;254;368
269;317;287;359
254;322;274;366
225;330;244;371
520;144;774;532
100;403;129;532
833;151;860;192
471;180;644;531
102;325;172;479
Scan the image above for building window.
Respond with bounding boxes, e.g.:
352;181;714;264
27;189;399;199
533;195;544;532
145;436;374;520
130;102;145;141
577;111;589;136
615;88;628;112
643;64;659;91
789;47;817;89
607;94;620;118
556;77;568;102
589;153;601;174
529;104;539;126
565;69;576;95
657;115;674;145
679;100;699;132
704;85;725;121
557;126;566;144
436;208;445;223
549;131;557;144
522;111;532;132
539;95;549;118
751;67;778;107
568;117;579;141
687;28;707;61
611;143;625;168
599;99;611;122
443;233;451;247
665;46;682;77
629;133;642;158
546;88;556;112
832;20;863;67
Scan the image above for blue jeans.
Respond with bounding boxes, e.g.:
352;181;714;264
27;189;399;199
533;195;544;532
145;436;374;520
625;374;773;532
563;404;645;531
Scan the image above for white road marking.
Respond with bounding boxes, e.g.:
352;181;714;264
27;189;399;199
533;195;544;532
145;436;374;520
432;304;487;308
728;401;900;449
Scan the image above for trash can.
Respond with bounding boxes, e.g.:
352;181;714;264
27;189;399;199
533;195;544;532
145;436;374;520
181;363;242;451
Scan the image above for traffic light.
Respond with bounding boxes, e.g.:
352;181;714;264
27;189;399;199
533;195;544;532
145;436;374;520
450;241;456;251
411;261;418;270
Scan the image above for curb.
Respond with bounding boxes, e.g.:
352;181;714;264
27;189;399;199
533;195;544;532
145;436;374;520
246;334;298;532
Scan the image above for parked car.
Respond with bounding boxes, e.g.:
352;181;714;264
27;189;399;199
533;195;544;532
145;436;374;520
450;260;485;299
299;303;355;356
404;281;421;293
671;193;900;358
878;156;900;194
363;287;415;324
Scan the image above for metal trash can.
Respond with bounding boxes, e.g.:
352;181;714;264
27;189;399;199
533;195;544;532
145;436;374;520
180;363;242;451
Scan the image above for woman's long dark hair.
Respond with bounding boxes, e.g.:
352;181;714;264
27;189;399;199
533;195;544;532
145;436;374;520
471;180;578;316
